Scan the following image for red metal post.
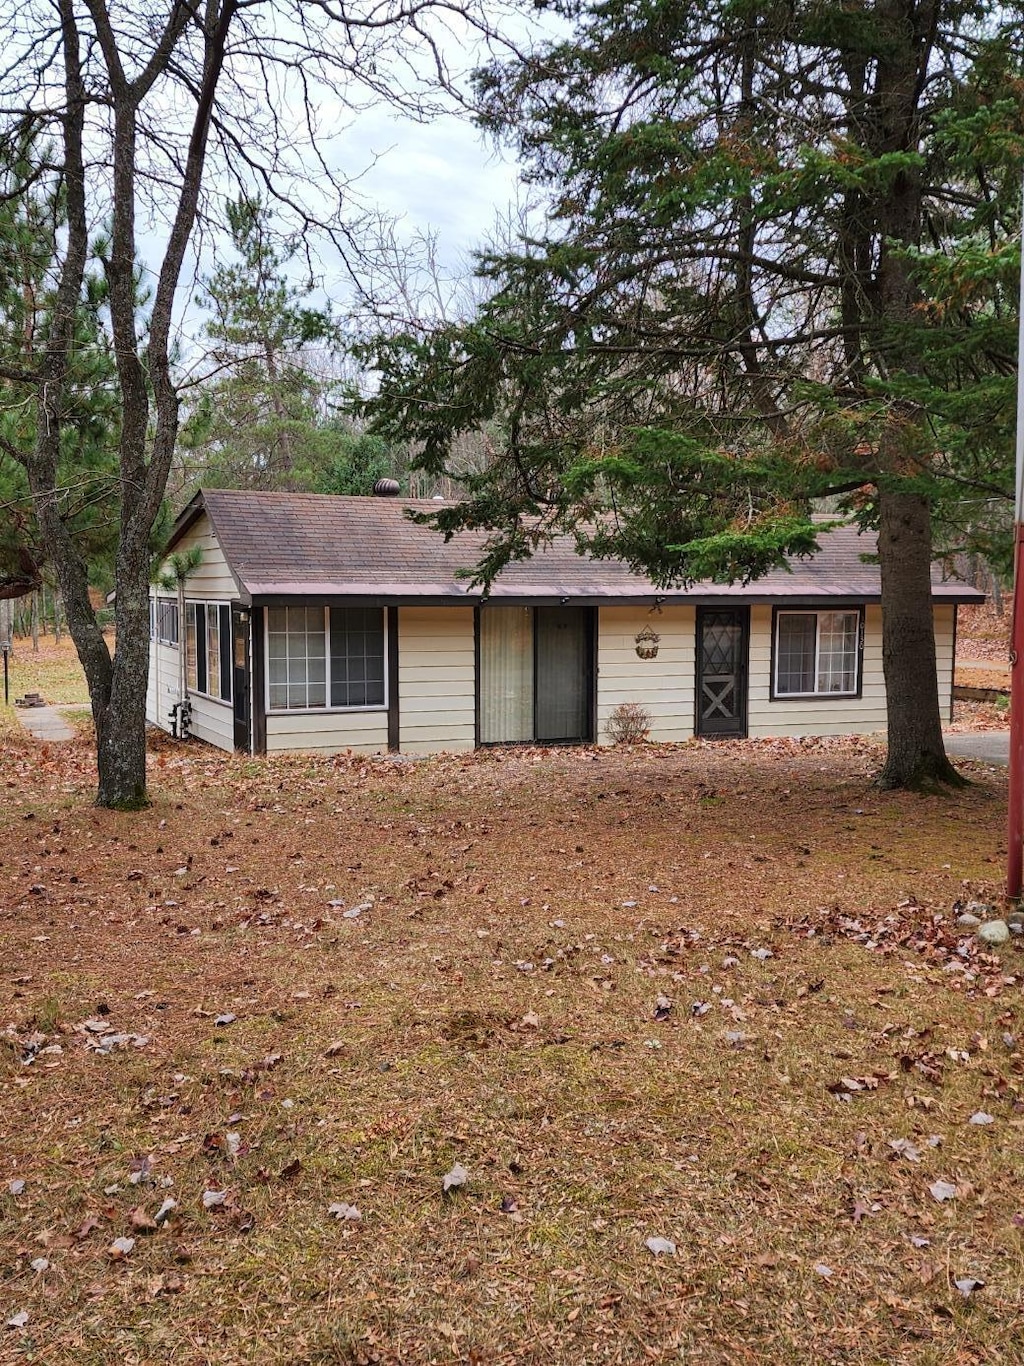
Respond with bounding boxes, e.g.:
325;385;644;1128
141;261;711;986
1007;523;1024;899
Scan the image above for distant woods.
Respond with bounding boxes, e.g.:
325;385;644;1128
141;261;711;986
168;194;480;509
0;585;71;651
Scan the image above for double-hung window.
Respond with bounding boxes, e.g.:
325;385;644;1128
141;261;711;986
185;602;232;702
774;609;861;697
266;606;385;711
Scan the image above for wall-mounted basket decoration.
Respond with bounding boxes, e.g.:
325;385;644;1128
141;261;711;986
635;625;660;660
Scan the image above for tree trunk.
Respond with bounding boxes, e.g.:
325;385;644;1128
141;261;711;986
31;589;39;651
991;571;1003;618
95;640;149;807
875;488;963;789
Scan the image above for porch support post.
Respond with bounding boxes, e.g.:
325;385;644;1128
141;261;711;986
387;605;400;752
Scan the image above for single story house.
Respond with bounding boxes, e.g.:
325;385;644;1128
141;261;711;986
147;488;982;755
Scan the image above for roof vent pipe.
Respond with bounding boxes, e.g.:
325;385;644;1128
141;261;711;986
372;478;401;497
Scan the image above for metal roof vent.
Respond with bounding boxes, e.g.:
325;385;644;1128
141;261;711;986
373;478;400;497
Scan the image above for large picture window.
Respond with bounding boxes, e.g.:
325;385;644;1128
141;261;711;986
185;601;232;702
266;605;385;712
774;610;861;697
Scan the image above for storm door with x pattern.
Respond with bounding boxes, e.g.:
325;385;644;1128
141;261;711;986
696;607;749;737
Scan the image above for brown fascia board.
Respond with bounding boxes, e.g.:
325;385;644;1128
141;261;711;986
159;490;254;602
243;580;984;606
163;490;207;551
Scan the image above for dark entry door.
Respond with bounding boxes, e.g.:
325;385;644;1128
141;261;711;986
535;607;591;741
696;607;748;737
231;606;251;752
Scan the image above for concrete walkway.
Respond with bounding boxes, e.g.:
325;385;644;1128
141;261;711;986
14;704;77;742
944;731;1009;766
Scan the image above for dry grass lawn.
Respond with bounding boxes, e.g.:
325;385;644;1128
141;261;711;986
1;642;1021;1365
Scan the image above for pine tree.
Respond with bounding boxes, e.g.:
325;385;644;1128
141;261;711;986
365;0;1024;789
0;135;120;601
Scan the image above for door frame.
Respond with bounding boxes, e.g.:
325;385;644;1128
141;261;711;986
695;605;749;739
475;604;596;746
230;604;252;753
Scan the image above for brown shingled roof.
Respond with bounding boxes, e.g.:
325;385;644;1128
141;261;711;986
168;489;983;605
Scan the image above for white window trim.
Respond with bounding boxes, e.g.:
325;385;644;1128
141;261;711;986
185;600;233;707
263;605;389;714
773;609;861;699
153;594;179;648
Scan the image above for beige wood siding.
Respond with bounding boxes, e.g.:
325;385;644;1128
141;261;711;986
746;604;891;737
265;709;388;755
597;606;695;743
935;603;956;721
156;513;238;600
147;636;237;751
187;695;235;750
147;637;180;734
398;606;475;752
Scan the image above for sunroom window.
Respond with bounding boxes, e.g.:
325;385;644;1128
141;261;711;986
266;606;385;711
185;602;232;702
775;610;860;697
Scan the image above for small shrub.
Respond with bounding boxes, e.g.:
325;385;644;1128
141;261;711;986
605;701;652;745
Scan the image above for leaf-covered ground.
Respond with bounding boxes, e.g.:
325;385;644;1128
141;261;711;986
1;644;1022;1365
957;603;1010;667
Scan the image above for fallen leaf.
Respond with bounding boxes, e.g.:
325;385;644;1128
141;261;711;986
128;1153;152;1184
154;1197;177;1226
29;1258;48;1273
7;1311;28;1330
929;1180;958;1202
214;1013;236;1027
520;1011;540;1030
130;1205;158;1234
328;1201;362;1222
202;1189;227;1210
108;1236;135;1259
279;1158;302;1181
888;1137;922;1162
442;1162;469;1193
645;1236;676;1255
814;1263;834;1278
8;1179;25;1196
148;1273;185;1297
653;994;673;1021
968;1112;994;1126
954;1276;985;1298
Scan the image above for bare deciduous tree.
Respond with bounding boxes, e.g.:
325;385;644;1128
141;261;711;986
0;0;506;806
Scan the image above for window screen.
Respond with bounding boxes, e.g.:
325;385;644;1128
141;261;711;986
267;606;327;710
776;613;816;694
776;610;860;696
330;607;386;708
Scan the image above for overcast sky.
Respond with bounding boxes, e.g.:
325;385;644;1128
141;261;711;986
170;8;563;355
352;109;522;267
